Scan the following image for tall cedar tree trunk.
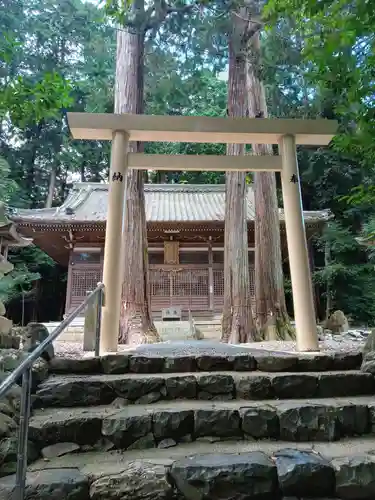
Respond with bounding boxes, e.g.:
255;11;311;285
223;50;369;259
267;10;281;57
247;31;294;340
45;41;66;209
25;122;43;208
116;16;159;344
45;166;56;208
222;14;257;343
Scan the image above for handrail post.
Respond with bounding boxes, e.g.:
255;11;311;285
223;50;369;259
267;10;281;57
94;283;104;357
83;290;95;352
15;366;32;500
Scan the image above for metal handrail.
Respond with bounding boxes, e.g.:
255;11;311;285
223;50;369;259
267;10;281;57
0;281;104;500
0;282;104;399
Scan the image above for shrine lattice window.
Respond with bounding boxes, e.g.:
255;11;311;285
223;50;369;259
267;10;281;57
213;267;255;297
149;270;169;296
71;269;102;297
171;269;209;297
213;269;224;296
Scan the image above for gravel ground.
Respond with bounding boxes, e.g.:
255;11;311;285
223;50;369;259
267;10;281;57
53;335;366;359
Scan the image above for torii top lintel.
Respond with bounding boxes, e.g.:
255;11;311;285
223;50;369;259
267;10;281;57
67;112;337;146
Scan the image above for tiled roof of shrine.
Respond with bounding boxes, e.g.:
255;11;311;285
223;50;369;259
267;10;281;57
11;183;330;225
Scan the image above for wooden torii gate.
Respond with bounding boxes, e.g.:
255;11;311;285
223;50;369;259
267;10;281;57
67;112;337;353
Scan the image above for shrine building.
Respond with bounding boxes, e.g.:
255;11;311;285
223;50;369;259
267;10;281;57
11;182;329;320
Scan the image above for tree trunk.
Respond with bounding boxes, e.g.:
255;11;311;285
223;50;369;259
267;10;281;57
45;166;56;208
80;161;85;182
324;238;332;320
307;236;319;318
222;26;257;343
24;122;43;208
58;167;67;203
116;22;159;345
247;31;294;341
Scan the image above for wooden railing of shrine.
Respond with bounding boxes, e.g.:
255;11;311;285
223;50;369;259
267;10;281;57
66;263;255;315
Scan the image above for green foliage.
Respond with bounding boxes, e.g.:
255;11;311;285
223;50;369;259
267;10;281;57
102;0;214;27
0;34;72;127
145;67;227;180
0;158;18;203
0;267;40;304
264;0;375;167
312;222;375;324
102;0;132;24
261;0;375;323
2;71;72;127
301;148;375;322
341;185;375;208
361;217;375;256
2;0;375;326
0;246;56;304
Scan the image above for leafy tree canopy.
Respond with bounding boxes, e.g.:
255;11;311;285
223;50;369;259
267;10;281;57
264;0;375;167
1;0;375;325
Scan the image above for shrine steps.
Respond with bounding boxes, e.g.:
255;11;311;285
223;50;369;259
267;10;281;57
34;370;374;408
2;436;375;500
30;395;375;448
0;436;373;500
30;350;374;450
5;346;375;499
24;435;375;471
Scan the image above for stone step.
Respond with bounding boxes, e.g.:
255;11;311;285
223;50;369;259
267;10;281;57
29;396;375;451
26;434;375;472
3;438;375;499
53;332;84;343
198;330;221;341
49;348;363;375
34;370;375;408
195;321;222;327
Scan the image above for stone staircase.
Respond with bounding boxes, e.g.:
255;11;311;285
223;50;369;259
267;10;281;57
3;343;375;499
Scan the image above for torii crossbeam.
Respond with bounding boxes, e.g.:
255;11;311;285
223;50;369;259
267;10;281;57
67;112;337;353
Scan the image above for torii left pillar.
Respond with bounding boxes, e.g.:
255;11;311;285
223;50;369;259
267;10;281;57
100;130;129;353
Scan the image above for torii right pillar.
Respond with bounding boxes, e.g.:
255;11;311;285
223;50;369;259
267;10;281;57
280;134;319;351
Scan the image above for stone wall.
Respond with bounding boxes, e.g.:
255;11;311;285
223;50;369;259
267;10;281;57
0;338;51;477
